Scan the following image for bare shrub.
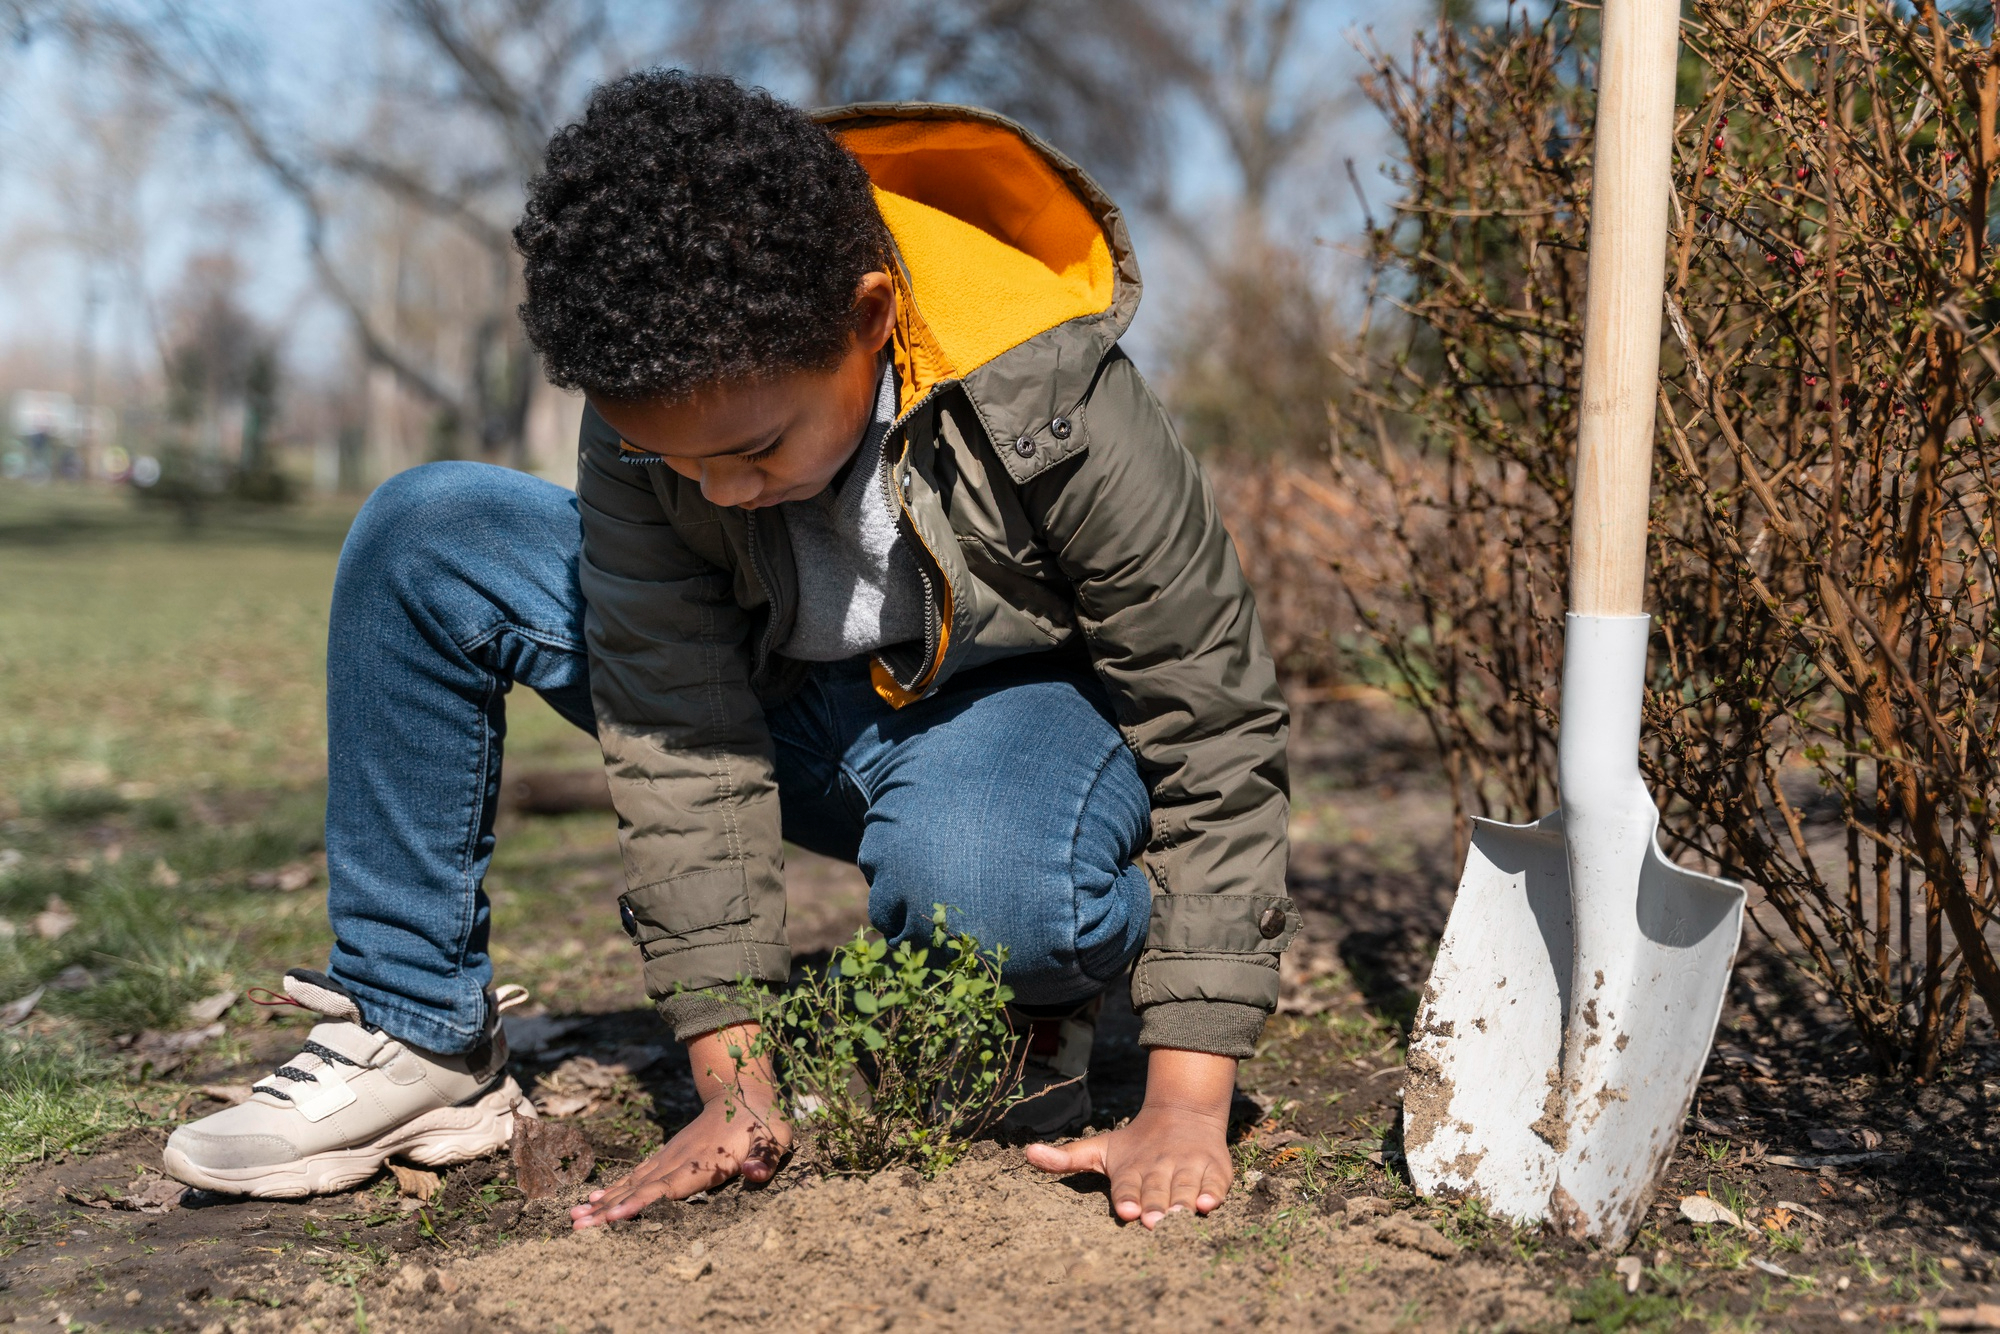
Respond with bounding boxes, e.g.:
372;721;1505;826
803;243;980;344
1316;1;2000;1075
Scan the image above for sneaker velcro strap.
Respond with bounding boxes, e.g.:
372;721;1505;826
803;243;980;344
287;1065;359;1122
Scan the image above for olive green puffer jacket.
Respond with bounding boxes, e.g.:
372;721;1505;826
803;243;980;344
578;102;1297;1058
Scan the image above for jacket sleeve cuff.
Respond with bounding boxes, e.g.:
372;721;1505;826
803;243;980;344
1136;999;1268;1059
654;986;762;1044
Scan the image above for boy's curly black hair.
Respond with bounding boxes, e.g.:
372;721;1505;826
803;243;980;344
515;70;891;402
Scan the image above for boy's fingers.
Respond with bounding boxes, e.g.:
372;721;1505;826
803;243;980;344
1024;1136;1109;1177
1168;1167;1204;1215
590;1160;715;1224
1110;1168;1144;1223
572;1148;729;1228
1195;1163;1228;1213
741;1136;786;1182
1138;1167;1176;1228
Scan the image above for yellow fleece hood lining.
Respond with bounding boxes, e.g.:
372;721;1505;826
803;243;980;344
836;119;1116;410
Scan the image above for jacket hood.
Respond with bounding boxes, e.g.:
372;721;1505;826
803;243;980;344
817;103;1142;462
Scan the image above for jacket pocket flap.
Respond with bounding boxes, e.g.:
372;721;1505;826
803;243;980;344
1146;893;1299;955
620;867;753;946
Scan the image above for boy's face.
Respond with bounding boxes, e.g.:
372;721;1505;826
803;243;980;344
591;272;898;510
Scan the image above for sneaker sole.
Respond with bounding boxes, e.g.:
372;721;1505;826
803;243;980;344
162;1079;532;1199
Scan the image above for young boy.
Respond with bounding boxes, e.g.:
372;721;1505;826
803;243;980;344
164;72;1295;1232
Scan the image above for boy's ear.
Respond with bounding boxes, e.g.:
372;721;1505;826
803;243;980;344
854;271;897;353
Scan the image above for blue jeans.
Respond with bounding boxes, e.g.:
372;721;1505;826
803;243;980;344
323;462;1153;1054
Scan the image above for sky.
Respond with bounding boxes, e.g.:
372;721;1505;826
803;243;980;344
0;1;1407;405
0;7;365;389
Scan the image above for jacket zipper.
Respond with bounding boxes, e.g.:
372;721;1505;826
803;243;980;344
743;510;781;679
881;391;955;700
739;383;956;701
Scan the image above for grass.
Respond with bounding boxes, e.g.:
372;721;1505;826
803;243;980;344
0;1029;135;1167
0;481;609;1171
1566;1274;1690;1332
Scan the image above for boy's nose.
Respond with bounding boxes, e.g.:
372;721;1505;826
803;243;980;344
698;459;761;508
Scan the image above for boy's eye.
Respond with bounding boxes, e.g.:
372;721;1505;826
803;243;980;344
742;438;781;464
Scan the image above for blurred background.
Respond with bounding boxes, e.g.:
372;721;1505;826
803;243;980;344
0;0;1428;1167
0;0;1378;501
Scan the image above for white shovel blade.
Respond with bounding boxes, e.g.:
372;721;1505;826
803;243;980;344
1405;813;1568;1221
1408;615;1747;1244
1548;814;1743;1244
1405;812;1742;1235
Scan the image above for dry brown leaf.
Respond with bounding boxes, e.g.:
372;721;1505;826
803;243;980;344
68;1173;188;1214
535;1091;597;1119
121;1174;187;1214
32;896;77;941
531;1053;661;1119
510;1117;593;1200
389;1164;441;1201
198;1084;253;1105
249;861;317;892
124;1023;225;1075
1679;1196;1750;1231
186;991;238;1025
1;985;45;1028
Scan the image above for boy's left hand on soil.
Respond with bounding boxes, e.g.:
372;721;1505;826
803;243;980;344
1023;1047;1236;1229
570;1024;790;1230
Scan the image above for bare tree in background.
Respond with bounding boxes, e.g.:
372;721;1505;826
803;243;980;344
41;0;674;471
17;0;1360;486
680;0;1184;196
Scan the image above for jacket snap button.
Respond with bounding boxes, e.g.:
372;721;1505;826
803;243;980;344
1257;906;1286;939
1014;436;1037;458
1050;416;1073;440
618;900;639;939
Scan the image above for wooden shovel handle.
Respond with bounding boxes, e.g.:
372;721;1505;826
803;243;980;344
1571;0;1682;617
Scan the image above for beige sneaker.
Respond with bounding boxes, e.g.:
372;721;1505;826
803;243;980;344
1000;998;1097;1137
162;970;534;1198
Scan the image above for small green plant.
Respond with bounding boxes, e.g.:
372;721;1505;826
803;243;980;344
1566;1274;1686;1332
1437;1195;1500;1246
735;905;1028;1178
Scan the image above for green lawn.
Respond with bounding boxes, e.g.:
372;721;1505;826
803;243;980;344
0;483;596;803
0;482;611;1170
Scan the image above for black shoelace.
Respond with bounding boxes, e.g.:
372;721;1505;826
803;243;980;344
251;1040;365;1103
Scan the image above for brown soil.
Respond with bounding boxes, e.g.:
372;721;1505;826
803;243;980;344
5;701;1998;1332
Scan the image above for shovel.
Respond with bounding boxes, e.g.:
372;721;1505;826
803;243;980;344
1402;0;1747;1248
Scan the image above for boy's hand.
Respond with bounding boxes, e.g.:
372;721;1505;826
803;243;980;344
1024;1047;1235;1228
570;1024;790;1230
